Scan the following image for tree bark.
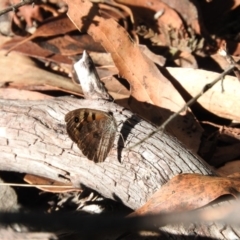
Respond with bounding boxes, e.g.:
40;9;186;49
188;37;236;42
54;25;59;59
2;97;239;239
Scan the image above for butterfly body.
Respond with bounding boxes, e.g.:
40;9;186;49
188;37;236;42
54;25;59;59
65;109;117;163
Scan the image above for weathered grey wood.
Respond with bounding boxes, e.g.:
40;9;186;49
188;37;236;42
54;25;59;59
2;97;238;239
0;97;213;208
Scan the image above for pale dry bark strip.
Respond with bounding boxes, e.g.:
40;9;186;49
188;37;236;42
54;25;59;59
1;97;240;239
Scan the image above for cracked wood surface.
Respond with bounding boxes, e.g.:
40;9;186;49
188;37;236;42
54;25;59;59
0;97;213;209
3;97;240;239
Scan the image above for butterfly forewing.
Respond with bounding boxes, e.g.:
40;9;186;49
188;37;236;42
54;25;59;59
65;108;117;163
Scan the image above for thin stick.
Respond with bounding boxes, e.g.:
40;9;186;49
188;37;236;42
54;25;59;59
0;182;76;188
0;0;35;17
128;64;235;149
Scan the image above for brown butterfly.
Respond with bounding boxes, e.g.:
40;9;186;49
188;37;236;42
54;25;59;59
65;108;117;163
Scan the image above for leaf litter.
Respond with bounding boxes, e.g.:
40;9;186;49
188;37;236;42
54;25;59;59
1;0;240;237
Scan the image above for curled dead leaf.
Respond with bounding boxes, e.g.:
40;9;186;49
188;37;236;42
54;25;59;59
131;173;240;216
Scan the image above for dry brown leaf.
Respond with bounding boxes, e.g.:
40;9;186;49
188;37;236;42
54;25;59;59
131;174;240;216
24;174;81;193
104;0;134;26
174;51;198;68
98;2;128;24
161;0;203;35
167;67;240;122
14;3;44;27
65;0;184;108
89;52;115;66
66;0;157;104
217;160;240;177
39;34;105;56
139;45;165;66
1;36;73;74
117;0;183;29
6;14;76;54
0;35;128;100
117;0;184;47
210;53;235;70
219;126;240;143
0;47;82;95
64;0;204;153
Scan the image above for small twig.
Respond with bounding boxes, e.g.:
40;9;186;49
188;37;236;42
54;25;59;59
0;182;77;188
128;64;235;149
0;0;35;17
